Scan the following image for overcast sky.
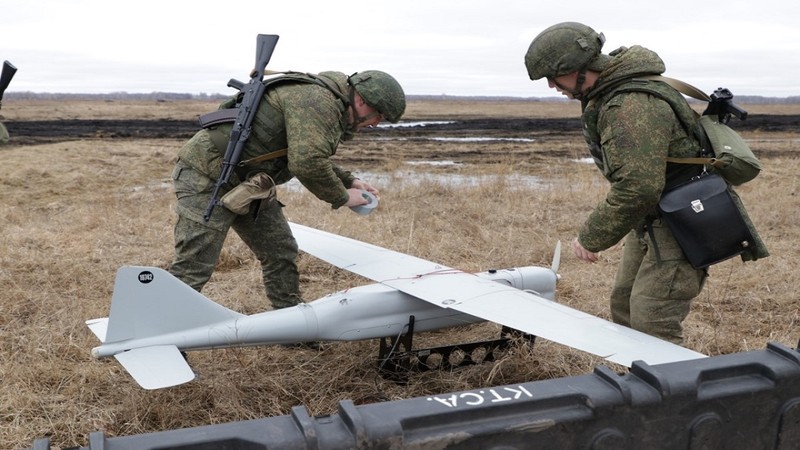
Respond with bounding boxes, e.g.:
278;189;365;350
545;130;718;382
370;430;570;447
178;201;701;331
2;0;798;98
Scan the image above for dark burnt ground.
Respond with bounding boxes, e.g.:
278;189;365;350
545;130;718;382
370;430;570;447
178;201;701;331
3;115;798;146
3;119;199;145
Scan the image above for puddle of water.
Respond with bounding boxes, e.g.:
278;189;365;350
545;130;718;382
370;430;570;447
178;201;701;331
281;170;544;192
429;137;535;143
378;121;455;128
406;160;463;167
367;136;536;143
130;181;173;193
373;120;535;142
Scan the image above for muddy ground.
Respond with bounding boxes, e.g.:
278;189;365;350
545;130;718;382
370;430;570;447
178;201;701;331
5;114;798;147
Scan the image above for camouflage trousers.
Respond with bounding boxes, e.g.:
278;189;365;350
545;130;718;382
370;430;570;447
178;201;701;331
610;218;707;344
169;161;302;310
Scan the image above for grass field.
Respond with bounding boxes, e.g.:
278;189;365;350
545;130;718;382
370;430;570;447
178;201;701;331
1;98;798;448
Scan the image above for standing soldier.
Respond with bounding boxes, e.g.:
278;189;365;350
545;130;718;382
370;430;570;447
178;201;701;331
170;70;405;312
523;22;766;344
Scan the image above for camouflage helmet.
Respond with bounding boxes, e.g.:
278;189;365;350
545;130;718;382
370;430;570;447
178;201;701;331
525;22;606;80
349;70;406;123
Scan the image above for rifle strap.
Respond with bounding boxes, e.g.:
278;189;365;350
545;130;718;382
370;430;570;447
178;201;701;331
239;148;288;166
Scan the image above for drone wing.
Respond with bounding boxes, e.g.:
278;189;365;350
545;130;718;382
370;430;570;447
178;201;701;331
289;222;706;367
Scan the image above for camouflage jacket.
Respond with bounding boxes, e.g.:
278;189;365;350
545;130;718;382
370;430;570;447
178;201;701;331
178;71;357;208
578;45;705;252
578;46;769;261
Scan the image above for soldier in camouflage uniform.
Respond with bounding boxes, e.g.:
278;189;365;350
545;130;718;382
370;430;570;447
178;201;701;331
524;22;767;344
170;70;405;310
0;60;14;145
0;61;17;145
0;121;8;145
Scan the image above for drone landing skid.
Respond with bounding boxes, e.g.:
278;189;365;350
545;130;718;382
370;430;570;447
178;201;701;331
377;315;536;384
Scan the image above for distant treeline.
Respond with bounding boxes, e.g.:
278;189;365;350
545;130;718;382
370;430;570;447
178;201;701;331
3;92;229;101
3;91;800;104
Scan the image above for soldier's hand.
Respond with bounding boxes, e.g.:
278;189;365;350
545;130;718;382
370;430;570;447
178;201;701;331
351;179;379;199
572;238;599;263
345;188;372;207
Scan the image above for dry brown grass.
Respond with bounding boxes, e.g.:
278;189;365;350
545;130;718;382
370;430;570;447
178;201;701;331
1;99;798;448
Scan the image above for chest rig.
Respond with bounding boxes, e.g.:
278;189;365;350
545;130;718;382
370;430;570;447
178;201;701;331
581;78;705;190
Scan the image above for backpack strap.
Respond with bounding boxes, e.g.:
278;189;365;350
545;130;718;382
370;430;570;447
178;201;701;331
263;70;351;105
638;75;711;102
665;155;726;169
637;75;723;169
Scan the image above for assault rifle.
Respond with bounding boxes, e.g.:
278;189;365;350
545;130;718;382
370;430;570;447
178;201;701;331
203;34;280;222
702;87;748;124
0;60;18;110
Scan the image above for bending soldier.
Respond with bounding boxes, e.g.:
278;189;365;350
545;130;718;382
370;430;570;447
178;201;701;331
170;70;405;310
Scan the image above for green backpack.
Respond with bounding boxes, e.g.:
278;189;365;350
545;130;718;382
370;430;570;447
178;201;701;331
694;114;761;185
640;76;761;186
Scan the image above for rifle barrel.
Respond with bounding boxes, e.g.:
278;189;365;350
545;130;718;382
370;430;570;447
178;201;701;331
202;34;279;222
253;35;279;79
0;60;18;103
